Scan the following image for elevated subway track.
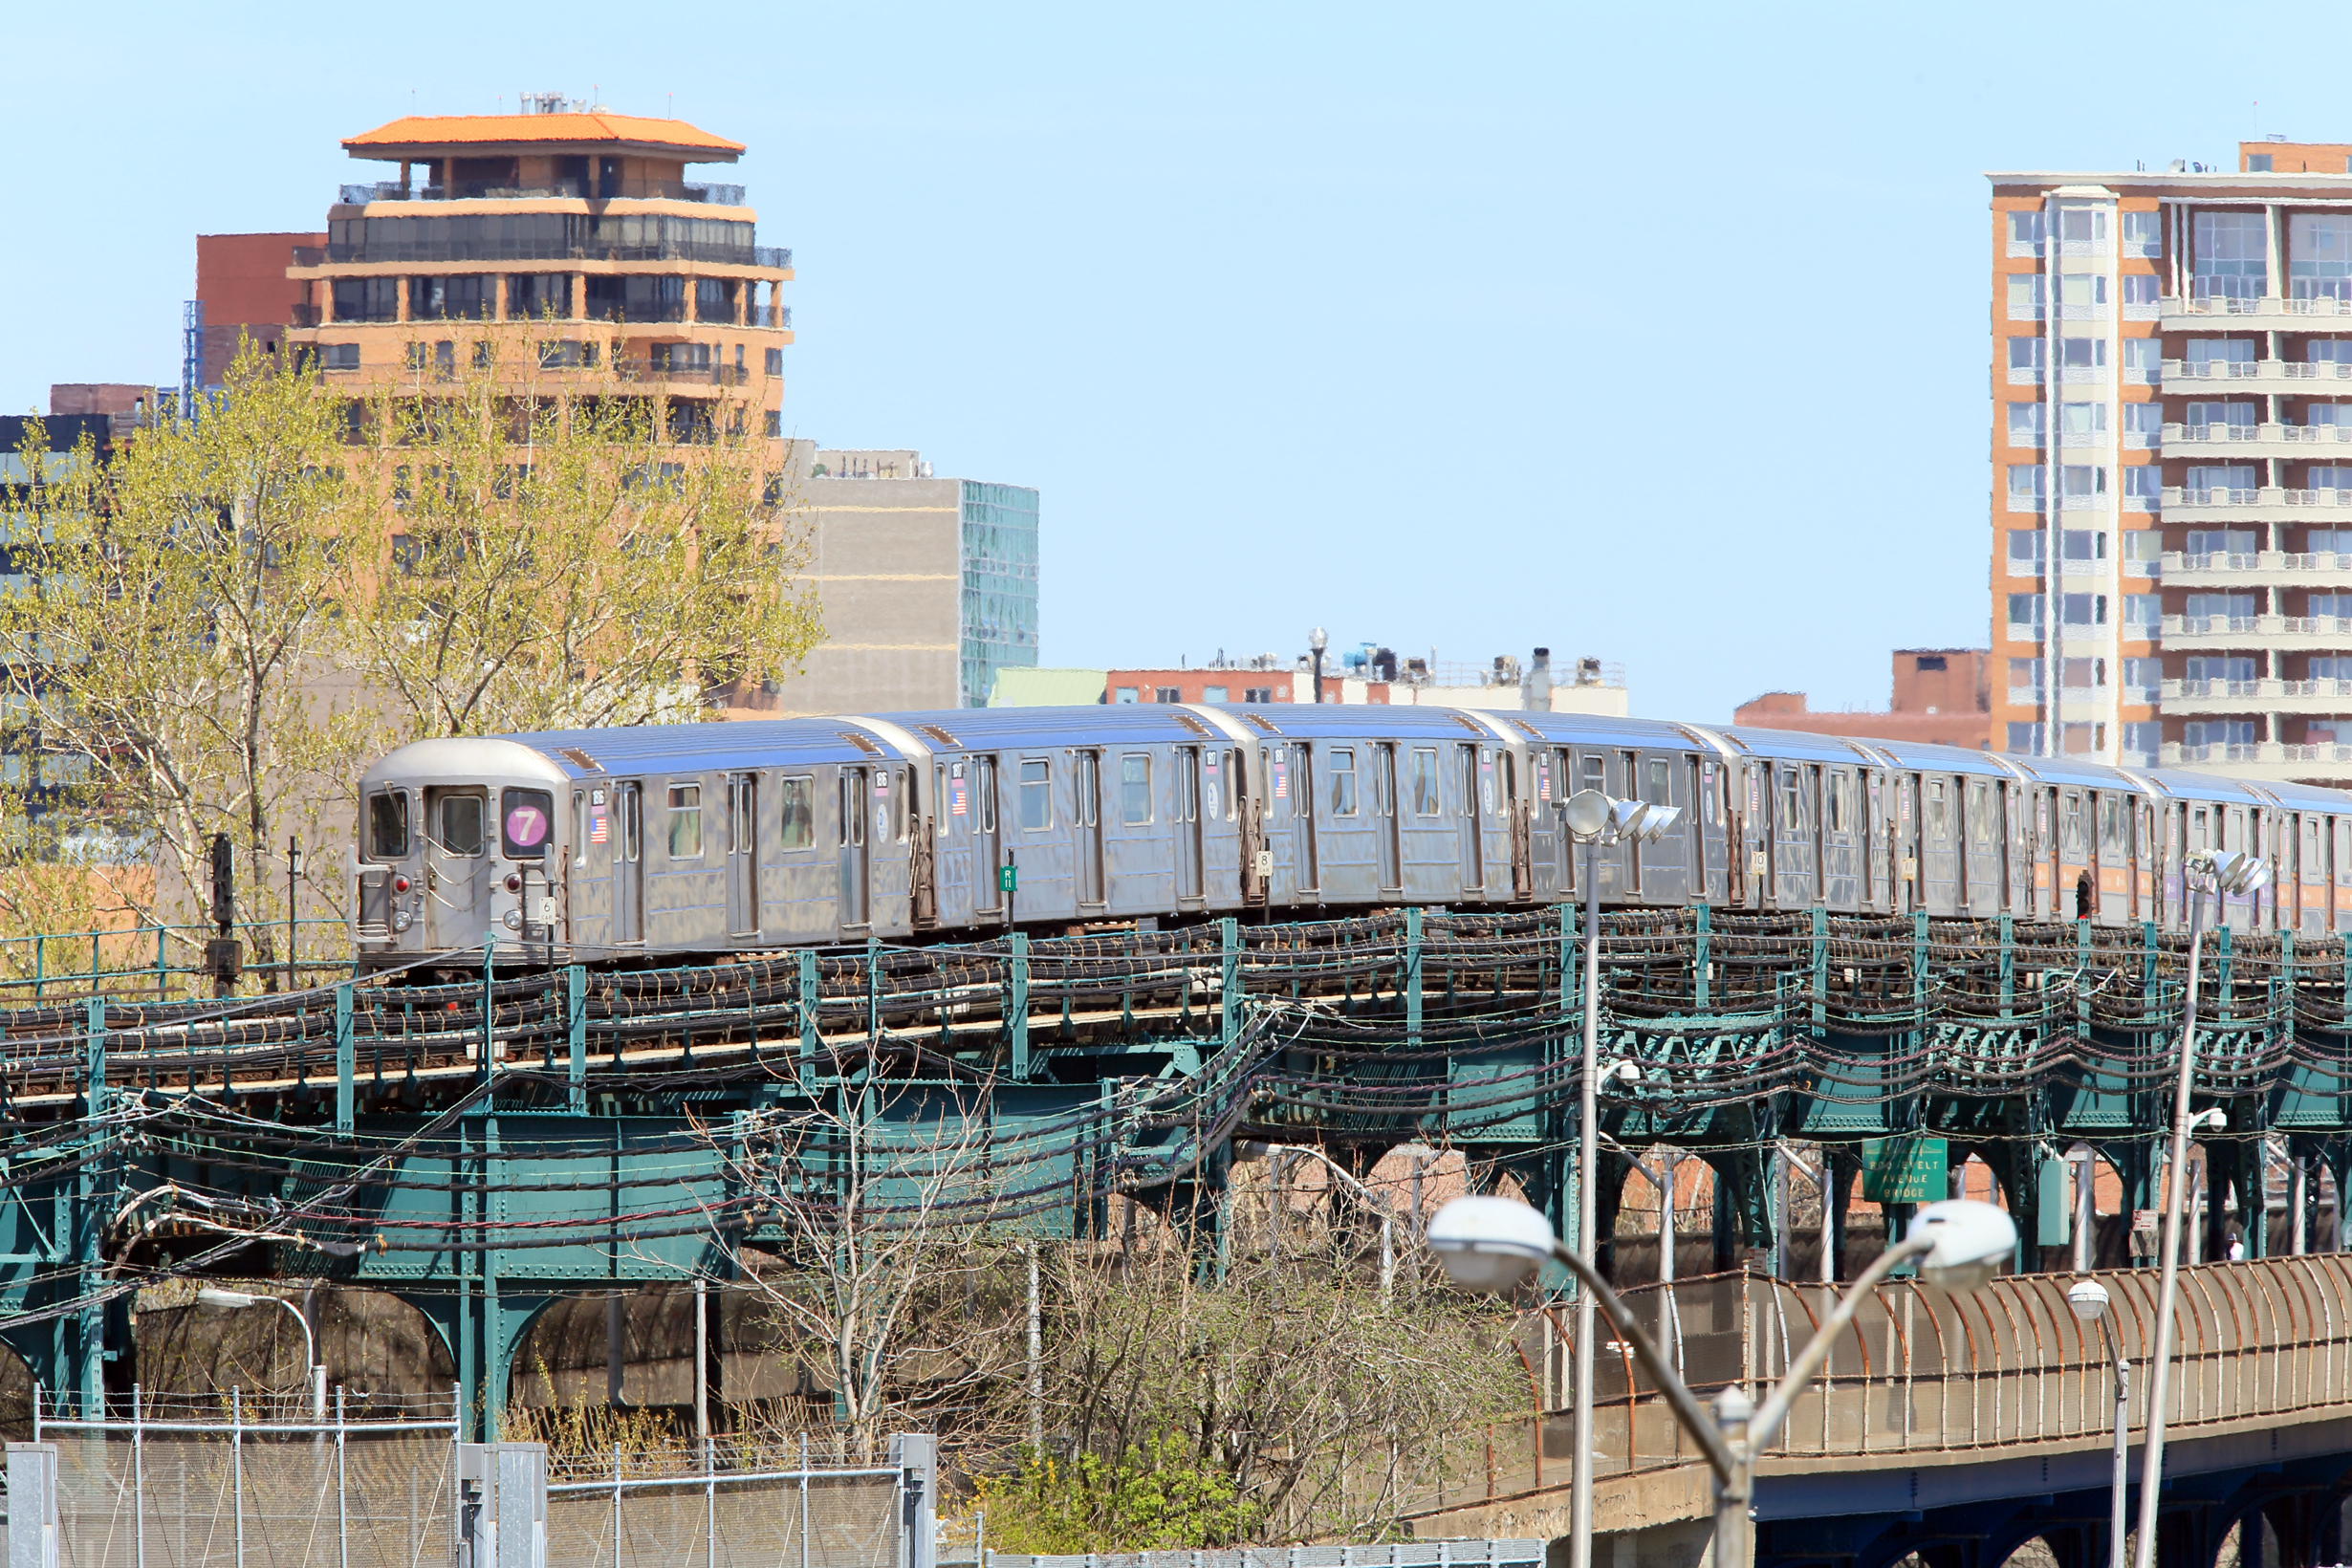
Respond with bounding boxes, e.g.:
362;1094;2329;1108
0;906;2349;1442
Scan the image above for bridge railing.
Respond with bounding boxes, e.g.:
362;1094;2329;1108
1423;1253;2352;1512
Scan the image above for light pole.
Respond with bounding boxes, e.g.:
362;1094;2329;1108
1427;1193;2016;1568
2067;1278;2127;1568
199;1286;326;1419
2133;847;2269;1568
1308;627;1328;703
1559;787;1681;1568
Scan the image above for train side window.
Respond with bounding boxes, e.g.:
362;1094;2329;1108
978;763;998;834
894;768;909;841
367;790;411;860
1924;779;1948;838
1580;753;1606;795
2099;795;2122;854
501;788;554;859
2061;792;2084;857
1020;758;1053;830
438;793;485;857
2338;818;2351;884
1970;781;1992;846
1328;749;1358;816
2306;817;2324;882
1826;773;1847;834
936;765;949;837
667;784;703;859
2191;807;2210;849
1645;759;1670;807
1409;748;1441;816
779;775;815;849
1702;761;1722;826
572;792;587;866
1779;771;1802;831
1224;749;1241;820
1121;753;1152;825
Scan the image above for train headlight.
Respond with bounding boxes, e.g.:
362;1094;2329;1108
503;910;523;931
390;912;412;933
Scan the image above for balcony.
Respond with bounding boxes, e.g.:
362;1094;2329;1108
2161;359;2352;394
2161;612;2352;648
2163;676;2352;713
2161;739;2352;782
2162;549;2352;586
2164;421;2352;459
2159;294;2352;328
2162;485;2352;522
2006;685;2042;708
2008;365;2046;386
338;179;748;207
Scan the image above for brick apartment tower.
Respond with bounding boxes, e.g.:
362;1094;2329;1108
1991;142;2352;785
281;104;791;466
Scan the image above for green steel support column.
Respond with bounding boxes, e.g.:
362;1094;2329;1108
1220;917;1239;1051
2076;918;2092;1036
458;1117;478;1435
1998;913;2014;1020
566;966;588;1114
1694;903;1710;1011
2219;926;2235;1024
2283;930;2299;1059
1010;933;1031;1081
79;996;105;1419
1811;906;1828;1036
481;931;496;1080
866;936;881;1045
482;1114;502;1439
2143;922;2160;1021
1911;911;1928;1013
334;982;355;1132
1405;906;1424;1050
797;949;817;1092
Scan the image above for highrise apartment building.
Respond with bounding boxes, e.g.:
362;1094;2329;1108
281;104;792;446
1992;142;2352;784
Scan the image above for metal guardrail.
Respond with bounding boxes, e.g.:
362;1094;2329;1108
1423;1253;2352;1512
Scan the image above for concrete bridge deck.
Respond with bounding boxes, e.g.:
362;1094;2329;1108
1412;1255;2352;1568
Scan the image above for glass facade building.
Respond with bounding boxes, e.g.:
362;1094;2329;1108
958;481;1039;708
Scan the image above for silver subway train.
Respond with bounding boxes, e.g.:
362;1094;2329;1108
352;704;2352;969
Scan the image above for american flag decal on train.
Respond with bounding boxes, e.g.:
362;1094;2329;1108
1273;761;1288;799
589;811;607;844
951;775;968;816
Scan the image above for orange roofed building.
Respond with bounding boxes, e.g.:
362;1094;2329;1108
280;101;792;444
1734;650;1993;750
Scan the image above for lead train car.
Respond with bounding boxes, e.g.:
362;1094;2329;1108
351;705;2352;970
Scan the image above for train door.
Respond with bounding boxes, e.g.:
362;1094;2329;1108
1374;744;1403;892
1769;763;1810;906
1809;766;1828;902
1690;756;1718;903
423;786;490;949
1175;747;1205;903
1862;770;1882;908
1820;767;1852;906
2002;783;2025;914
611;782;643;943
839;766;871;928
1962;779;1992;915
973;757;1003;917
1530;749;1557;898
2337;817;2352;932
725;773;759;938
1290;742;1318;894
1076;751;1105;907
1457;744;1484;892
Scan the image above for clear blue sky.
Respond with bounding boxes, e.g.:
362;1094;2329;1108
0;4;2324;722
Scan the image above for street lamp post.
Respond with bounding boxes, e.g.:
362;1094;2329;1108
1263;1142;1396;1302
199;1286;325;1418
1559;789;1681;1568
2067;1278;2127;1568
1427;1193;2016;1568
2133;848;2269;1568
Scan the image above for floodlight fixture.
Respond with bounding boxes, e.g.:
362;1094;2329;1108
2066;1276;2109;1323
1562;789;1611;840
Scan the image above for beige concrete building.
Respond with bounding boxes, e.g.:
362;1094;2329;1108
764;448;1038;715
1991;141;2352;784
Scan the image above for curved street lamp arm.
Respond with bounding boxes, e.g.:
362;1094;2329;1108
1745;1231;1931;1456
1544;1240;1737;1483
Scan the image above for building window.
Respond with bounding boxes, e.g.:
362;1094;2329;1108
2008;403;2044;444
2123;593;2161;629
2060;402;2106;437
2187;399;2256;434
2123;466;2162;501
2189;464;2258;499
2120;722;2159;762
1154;686;1180;704
2122;338;2162;381
537;338;596;369
2008;530;2045;572
332;277;400;323
2059;337;2106;369
2006;721;2046;752
2194;210;2268;300
764;348;783;376
2121;273;2161;305
403;342;427;371
585;274;686;323
2008;465;2046;505
2007;592;2046;630
2060;529;2104;564
1112;686;1138;704
318;343;359;371
693;278;732;325
2009;338;2046;372
1244;686;1273;703
2008;211;2045;250
2123;211;2162;254
507;272;570;320
410;275;490;320
1202;685;1228;703
2122;403;2162;444
764;411;781;438
2248;153;2275;173
2007;275;2044;318
2059;274;2106;310
2058;207;2107;247
2060;593;2107;626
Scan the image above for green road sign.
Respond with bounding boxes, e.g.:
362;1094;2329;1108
999;863;1018;893
1862;1135;1948;1204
